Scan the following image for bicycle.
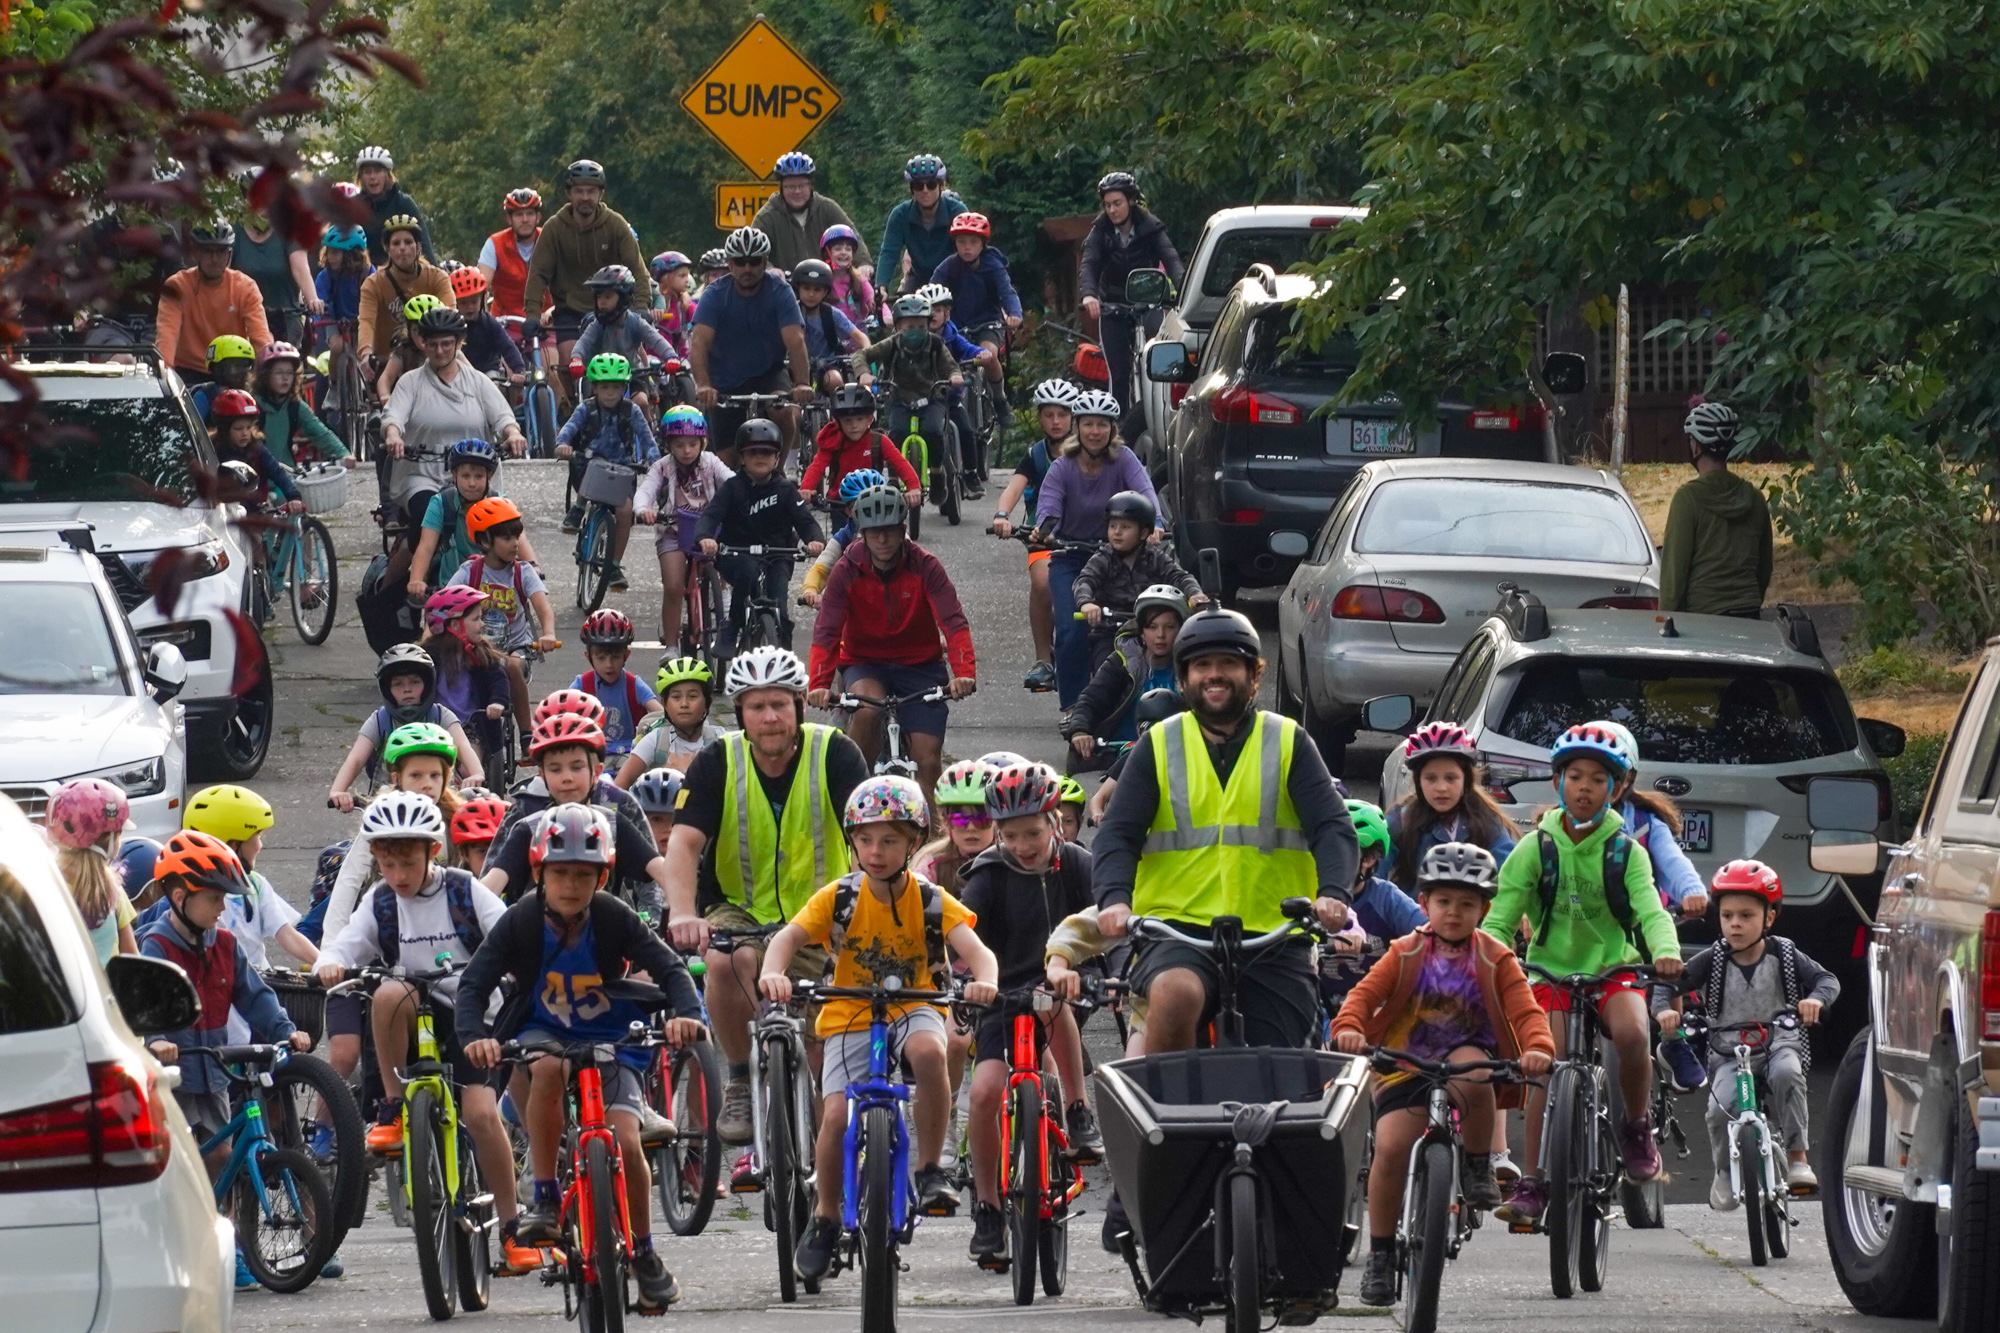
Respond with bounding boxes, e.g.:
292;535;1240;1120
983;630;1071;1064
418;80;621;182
313;315;376;462
1518;962;1658;1299
714;543;807;657
979;986;1087;1304
833;686;950;780
490;364;563;460
1621;1022;1694;1229
793;977;960;1333
573;458;640;614
1363;1047;1524;1333
711;924;821;1301
183;1044;340;1293
893;380;963;534
329;964;496;1320
1690;1009;1802;1265
256;970;371;1239
632;514;727;676
253;488;340;645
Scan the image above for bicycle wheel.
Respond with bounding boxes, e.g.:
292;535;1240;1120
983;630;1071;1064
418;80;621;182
290;516;340;645
1405;1140;1454;1333
584;1136;628;1333
1009;1082;1043;1304
1040;1193;1069;1297
408;1089;458;1321
1742;1121;1769;1266
1226;1171;1260;1333
940;425;963;526
1766;1180;1790;1259
1543;1066;1583;1299
660;1041;722;1236
1622;1075;1667;1229
859;1104;899;1333
236;1146;336;1293
1578;1083;1615;1292
385;1154;412;1229
263;1052;366;1240
454;1128;493;1311
789;1037;821;1296
766;1045;801;1303
751;607;781;653
583;510;615;613
530;386;559;459
906;436;926;542
339;358;369;462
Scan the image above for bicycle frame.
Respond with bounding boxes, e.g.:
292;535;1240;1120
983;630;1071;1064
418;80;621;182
840;1006;914;1238
833;689;946;781
1396;1088;1465;1265
565;1057;635;1287
1709;1019;1790;1207
196;1055;289;1208
999;994;1086;1222
397;1002;464;1207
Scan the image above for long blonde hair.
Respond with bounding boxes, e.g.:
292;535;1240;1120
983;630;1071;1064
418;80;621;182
58;840;123;930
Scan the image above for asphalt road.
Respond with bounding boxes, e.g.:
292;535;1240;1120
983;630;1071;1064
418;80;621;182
234;458;1908;1333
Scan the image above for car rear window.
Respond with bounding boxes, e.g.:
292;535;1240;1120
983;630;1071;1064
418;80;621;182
0;583;128;697
1494;658;1853;764
1201;229;1320;297
0;869;79;1034
1246;309;1359;381
1354;478;1653;565
0;397;201;504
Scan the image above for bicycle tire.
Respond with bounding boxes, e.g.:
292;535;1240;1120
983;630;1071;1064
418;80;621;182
1578;1085;1615;1292
584;1136;628;1333
1010;1081;1043;1304
1227;1171;1260;1333
236;1146;336;1293
408;1089;457;1321
752;608;781;653
291;516;339;645
1766;1187;1790;1259
766;1042;801;1303
1040;1194;1069;1297
262;1052;366;1240
860;1103;899;1333
660;1041;722;1236
1544;1065;1582;1299
338;357;369;462
940;425;963;526
1743;1121;1769;1266
454;1128;493;1311
385;1154;412;1229
906;434;926;542
1406;1139;1454;1333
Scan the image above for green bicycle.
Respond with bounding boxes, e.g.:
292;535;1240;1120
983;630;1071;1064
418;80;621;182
895;379;965;538
332;964;495;1320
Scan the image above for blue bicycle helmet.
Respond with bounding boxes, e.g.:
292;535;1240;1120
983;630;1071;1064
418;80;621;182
322;224;368;252
115;836;162;896
631;768;684;816
839;468;890;505
1548;722;1634;780
774;151;816;178
447;438;500;473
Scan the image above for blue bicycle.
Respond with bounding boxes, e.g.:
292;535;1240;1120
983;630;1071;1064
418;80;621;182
493;364;562;459
187;1044;340;1292
794;977;958;1333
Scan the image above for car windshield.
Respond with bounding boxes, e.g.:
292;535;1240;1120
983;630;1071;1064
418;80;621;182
0;582;127;697
1201;229;1320;297
1495;657;1853;765
1354;478;1653;565
0;396;202;504
1246;310;1359;381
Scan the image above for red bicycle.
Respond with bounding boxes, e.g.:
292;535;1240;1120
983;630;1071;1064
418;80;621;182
982;986;1089;1303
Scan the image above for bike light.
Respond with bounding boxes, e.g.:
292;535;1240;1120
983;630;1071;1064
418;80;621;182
1329;584;1445;624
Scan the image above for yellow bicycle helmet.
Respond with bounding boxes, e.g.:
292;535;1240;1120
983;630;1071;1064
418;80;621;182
183;784;275;843
1056;774;1088;807
655;656;715;696
403;293;448;323
207;334;255;368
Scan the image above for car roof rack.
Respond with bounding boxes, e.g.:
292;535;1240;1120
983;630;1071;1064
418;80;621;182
1495;582;1548;642
1774;603;1822;657
1244;263;1281;299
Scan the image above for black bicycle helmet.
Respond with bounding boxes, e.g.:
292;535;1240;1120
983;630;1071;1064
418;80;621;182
564;159;607;188
1098;171;1140;200
736;418;783;452
585;264;635;295
1173;607;1261;669
416;307;467;340
1105;489;1157;530
1134;686;1187;728
831;383;876;417
792;259;834;289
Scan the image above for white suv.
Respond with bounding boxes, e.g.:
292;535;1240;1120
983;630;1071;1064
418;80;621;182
1;353;272;779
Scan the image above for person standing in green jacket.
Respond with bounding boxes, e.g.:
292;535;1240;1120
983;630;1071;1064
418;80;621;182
1659;401;1773;617
1486;723;1682;1227
253;343;351;468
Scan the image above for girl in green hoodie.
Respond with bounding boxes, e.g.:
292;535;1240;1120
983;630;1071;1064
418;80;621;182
1487;723;1682;1225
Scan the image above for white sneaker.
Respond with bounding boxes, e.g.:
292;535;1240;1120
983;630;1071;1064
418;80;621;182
1491;1150;1521;1187
1787;1159;1819;1194
1710;1173;1739;1211
640;1105;676;1148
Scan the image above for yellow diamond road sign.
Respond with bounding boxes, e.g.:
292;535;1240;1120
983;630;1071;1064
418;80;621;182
682;19;842;179
716;181;777;231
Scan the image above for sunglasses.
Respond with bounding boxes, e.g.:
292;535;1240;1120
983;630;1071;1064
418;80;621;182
911;181;941;192
728;257;766;268
946;811;992;829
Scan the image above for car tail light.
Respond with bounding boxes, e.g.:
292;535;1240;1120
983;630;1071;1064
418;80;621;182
1226;509;1265;525
1581;596;1660;610
1983;911;2000;1039
1169;384;1189;407
1214;385;1301;426
1309;217;1345;228
1329;584;1446;624
0;1058;171;1193
1467;402;1548;432
1482;753;1553;803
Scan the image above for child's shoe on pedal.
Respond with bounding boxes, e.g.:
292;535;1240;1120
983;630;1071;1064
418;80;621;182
1495;1175;1547;1226
1356;1245;1396;1306
562;503;584;533
915;1162;961;1215
234;1251;258;1290
1491;1148;1520;1187
607;562;627;593
516;1190;562;1246
795;1216;840;1281
1709;1172;1739;1211
1787;1158;1819;1194
1462;1152;1503;1210
1660;1035;1709;1092
1023;660;1056;692
631;1245;680;1309
365;1098;403;1154
1066;1100;1105;1163
1619;1115;1663;1180
968;1201;1007;1261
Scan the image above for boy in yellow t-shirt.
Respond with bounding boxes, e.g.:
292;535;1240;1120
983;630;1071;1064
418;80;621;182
759;775;998;1286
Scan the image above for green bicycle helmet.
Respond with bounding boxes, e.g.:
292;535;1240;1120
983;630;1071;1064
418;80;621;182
586;352;631;384
1056;774;1088;807
655;655;715;696
1345;799;1391;857
402;293;447;323
934;759;995;808
383;721;458;769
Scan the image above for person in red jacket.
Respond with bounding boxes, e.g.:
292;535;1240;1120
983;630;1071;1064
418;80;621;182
806;485;976;804
798;384;924;507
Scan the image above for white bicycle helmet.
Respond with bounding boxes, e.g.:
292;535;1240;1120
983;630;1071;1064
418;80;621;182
1684;400;1739;454
724;646;809;700
1073;389;1120;420
1134;583;1191;626
722;226;771;261
360;790;447;845
1032;379;1082;409
355;145;394;170
915;282;954;308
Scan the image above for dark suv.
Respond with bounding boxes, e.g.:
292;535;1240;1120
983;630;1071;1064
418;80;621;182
1147;267;1546;598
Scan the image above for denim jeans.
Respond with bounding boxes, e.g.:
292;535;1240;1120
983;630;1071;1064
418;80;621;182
1048;548;1092;707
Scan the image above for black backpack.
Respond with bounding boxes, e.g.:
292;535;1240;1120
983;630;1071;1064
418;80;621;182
357;551;423;654
1532;829;1648;962
827;871;948;991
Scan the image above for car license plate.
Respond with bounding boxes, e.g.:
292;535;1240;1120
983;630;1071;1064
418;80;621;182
1678;809;1712;854
1336;418;1417;455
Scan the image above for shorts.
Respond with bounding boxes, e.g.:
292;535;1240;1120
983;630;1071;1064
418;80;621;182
656;510;702;558
1126;930;1321;1050
549;308;585;343
714;364;795;398
174;1086;233;1141
842;659;950;738
1371;1052;1496;1118
514;1026;646;1118
1026;548;1052;568
704;901;829;982
326;993;365;1038
820;1004;947;1092
1532;968;1647;1016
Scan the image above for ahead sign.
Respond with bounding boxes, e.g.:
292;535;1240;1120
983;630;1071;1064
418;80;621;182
681;19;842;179
716;181;777;231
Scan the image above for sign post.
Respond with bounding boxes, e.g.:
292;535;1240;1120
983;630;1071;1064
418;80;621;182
681;18;843;179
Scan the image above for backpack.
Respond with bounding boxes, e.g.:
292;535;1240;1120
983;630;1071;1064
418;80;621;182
364;702;449;785
827;871;948;991
370;866;486;968
295;840;353;947
357;551;424;653
581;400;636;458
1533;828;1649;962
575;672;642;743
1697;936;1811;1071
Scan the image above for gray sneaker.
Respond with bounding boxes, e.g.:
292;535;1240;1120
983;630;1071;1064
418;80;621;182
718;1079;754;1146
1710;1172;1739;1211
1357;1248;1397;1306
1462;1153;1502;1211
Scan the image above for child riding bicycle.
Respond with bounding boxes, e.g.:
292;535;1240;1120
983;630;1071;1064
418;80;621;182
556;351;658;592
860;294;962;488
798;383;924;510
634;404;733;644
696;419;825;655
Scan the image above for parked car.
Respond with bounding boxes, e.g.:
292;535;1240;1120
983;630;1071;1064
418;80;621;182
1273;458;1658;767
0;538;189;839
1358;594;1898;1049
1;351;272;780
1147;271;1555;598
0;794;231;1332
1807;648;2000;1327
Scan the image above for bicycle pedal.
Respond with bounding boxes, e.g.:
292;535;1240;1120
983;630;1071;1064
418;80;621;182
975;1254;1011;1273
919;1200;959;1218
1506;1219;1538;1236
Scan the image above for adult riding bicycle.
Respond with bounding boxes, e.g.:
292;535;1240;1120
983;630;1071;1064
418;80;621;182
833;687;950;781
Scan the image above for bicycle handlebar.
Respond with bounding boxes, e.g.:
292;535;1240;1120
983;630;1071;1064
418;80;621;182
708;924;786;953
792;979;954;1005
995;528;1097;554
1365;1046;1522;1083
714;544;808;558
1128;908;1323;952
1522;961;1659;992
833;687;951;711
321;962;458;998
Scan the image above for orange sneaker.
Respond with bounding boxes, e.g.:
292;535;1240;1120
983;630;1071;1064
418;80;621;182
366;1121;403;1154
496;1235;544;1276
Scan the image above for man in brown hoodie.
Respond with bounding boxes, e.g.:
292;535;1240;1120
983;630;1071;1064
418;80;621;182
521;159;652;400
1660;400;1774;617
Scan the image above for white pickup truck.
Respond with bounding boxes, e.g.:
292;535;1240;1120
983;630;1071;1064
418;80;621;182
1133;204;1365;472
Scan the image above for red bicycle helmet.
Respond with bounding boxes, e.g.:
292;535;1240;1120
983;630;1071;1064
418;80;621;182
450;266;490;299
529;712;605;758
948;212;991;238
579;608;634;648
154;829;251;895
209;389;260;420
1710;859;1782;908
533;688;607;728
1403;721;1476;771
450;796;510;846
985;762;1062;821
502;186;542;213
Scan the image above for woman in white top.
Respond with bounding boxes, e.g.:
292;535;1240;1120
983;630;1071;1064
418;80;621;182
381;307;526;531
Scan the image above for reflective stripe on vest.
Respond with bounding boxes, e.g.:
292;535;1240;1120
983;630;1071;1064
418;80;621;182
715;723;848;922
1132;710;1314;932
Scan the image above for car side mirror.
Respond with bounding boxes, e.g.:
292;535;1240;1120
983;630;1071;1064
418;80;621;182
144;642;187;701
1858;717;1907;760
1540;352;1587;396
1147;342;1194;384
1808;775;1885;833
1124;268;1173;307
1361;695;1416;734
1810;832;1883;878
105;954;201;1035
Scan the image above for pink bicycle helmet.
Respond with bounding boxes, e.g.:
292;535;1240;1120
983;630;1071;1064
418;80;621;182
1402;721;1477;771
424;584;489;634
47;778;129;850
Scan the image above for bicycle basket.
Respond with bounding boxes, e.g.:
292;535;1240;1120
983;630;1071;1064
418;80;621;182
579;459;640;508
295;462;349;516
261;969;326;1046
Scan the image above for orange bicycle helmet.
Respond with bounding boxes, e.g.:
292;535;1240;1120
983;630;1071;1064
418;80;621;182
533;688;607;727
502;187;542;213
529;712;606;757
464;496;523;539
450;267;490;299
155;829;252;895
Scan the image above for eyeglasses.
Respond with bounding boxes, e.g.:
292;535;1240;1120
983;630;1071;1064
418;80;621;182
945;811;992;829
